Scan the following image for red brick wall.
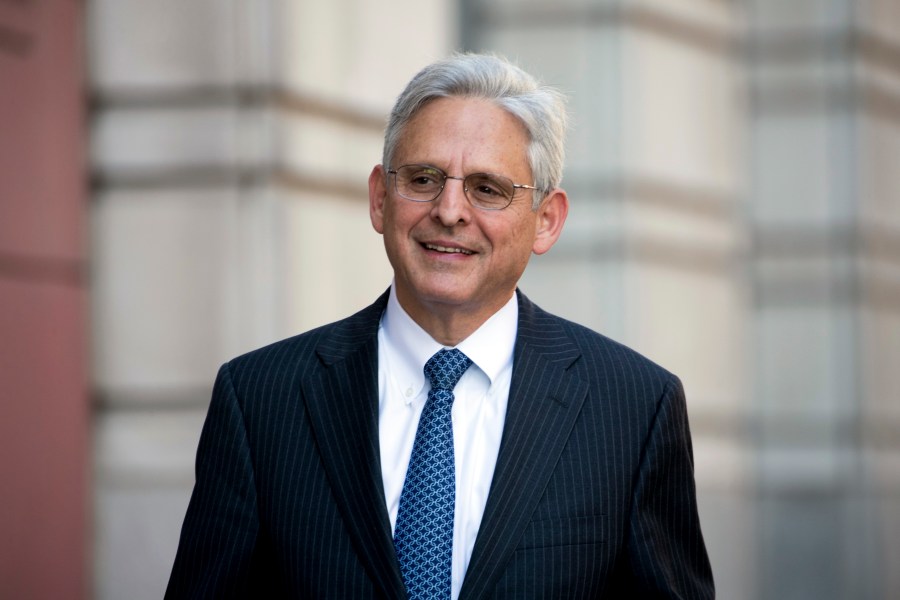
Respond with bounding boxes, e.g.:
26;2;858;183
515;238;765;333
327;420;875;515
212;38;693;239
0;2;89;597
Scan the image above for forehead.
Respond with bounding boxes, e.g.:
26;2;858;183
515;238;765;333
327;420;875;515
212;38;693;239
394;96;531;175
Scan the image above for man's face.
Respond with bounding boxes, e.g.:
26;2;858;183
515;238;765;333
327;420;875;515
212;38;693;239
369;96;567;333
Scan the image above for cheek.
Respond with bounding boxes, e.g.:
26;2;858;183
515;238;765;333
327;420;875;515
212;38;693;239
384;203;425;244
487;212;537;249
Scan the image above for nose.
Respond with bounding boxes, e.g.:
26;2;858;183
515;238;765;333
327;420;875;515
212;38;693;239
431;175;471;227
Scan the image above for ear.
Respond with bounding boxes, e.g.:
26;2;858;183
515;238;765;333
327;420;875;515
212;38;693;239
369;164;388;234
532;188;569;255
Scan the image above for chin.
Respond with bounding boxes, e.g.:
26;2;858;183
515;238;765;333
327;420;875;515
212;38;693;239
404;280;472;307
420;287;472;307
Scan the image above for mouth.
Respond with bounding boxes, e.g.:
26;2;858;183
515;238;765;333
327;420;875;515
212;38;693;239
423;243;475;256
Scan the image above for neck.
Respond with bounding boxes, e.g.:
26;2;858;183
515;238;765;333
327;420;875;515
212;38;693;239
396;291;515;347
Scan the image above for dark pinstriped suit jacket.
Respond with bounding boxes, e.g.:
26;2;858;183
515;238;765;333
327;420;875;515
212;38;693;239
166;290;714;599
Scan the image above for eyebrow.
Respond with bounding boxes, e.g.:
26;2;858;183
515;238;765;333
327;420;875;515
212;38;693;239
399;162;517;177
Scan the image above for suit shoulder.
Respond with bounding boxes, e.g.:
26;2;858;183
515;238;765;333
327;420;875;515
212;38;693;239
223;292;387;379
537;307;679;387
227;321;331;368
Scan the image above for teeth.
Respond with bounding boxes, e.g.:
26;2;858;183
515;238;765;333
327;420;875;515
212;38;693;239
425;243;473;255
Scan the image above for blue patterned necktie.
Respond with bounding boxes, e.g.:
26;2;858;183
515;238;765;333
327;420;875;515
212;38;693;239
393;348;473;600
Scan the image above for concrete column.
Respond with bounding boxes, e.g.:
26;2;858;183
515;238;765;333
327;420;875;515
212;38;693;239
463;0;754;595
747;1;900;597
88;1;455;597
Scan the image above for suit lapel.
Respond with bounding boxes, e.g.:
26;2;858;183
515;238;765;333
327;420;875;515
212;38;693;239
300;290;587;599
301;292;406;599
459;292;589;600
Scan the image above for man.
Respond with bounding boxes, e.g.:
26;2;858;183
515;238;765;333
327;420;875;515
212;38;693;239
167;53;714;599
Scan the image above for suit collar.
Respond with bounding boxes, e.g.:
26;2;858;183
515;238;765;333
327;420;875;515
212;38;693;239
459;291;589;600
314;289;389;366
303;289;407;599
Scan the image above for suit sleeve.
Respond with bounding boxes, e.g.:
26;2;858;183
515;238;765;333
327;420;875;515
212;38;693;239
613;377;716;599
165;362;262;599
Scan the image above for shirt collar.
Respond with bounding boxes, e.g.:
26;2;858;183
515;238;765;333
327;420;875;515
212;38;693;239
380;284;518;400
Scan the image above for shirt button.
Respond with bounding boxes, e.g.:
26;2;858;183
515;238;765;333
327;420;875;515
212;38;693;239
405;387;413;397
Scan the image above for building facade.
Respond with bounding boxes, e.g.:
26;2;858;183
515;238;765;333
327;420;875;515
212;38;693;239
2;1;898;598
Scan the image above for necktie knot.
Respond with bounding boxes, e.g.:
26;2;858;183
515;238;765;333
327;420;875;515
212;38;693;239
424;348;472;392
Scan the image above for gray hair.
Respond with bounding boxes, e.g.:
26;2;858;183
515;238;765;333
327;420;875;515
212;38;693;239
382;53;568;210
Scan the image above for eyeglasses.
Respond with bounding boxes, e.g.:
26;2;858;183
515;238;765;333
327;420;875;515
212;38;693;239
387;164;540;211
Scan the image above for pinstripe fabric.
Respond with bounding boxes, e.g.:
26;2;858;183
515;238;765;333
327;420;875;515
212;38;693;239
166;289;714;599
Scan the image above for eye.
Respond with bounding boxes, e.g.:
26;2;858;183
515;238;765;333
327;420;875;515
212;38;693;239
474;182;503;197
412;173;440;186
402;166;444;189
467;174;513;206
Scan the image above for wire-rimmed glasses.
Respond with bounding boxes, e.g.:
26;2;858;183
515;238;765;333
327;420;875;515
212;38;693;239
387;164;540;210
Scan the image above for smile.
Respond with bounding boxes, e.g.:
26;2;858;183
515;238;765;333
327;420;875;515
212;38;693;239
423;243;474;255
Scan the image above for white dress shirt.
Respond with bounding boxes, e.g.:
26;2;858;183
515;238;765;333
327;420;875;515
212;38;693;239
377;285;517;600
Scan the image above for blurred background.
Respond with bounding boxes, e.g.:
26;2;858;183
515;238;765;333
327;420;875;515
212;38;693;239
1;0;898;598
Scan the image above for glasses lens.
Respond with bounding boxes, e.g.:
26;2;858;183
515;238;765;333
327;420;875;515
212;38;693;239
395;165;445;201
465;173;514;209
